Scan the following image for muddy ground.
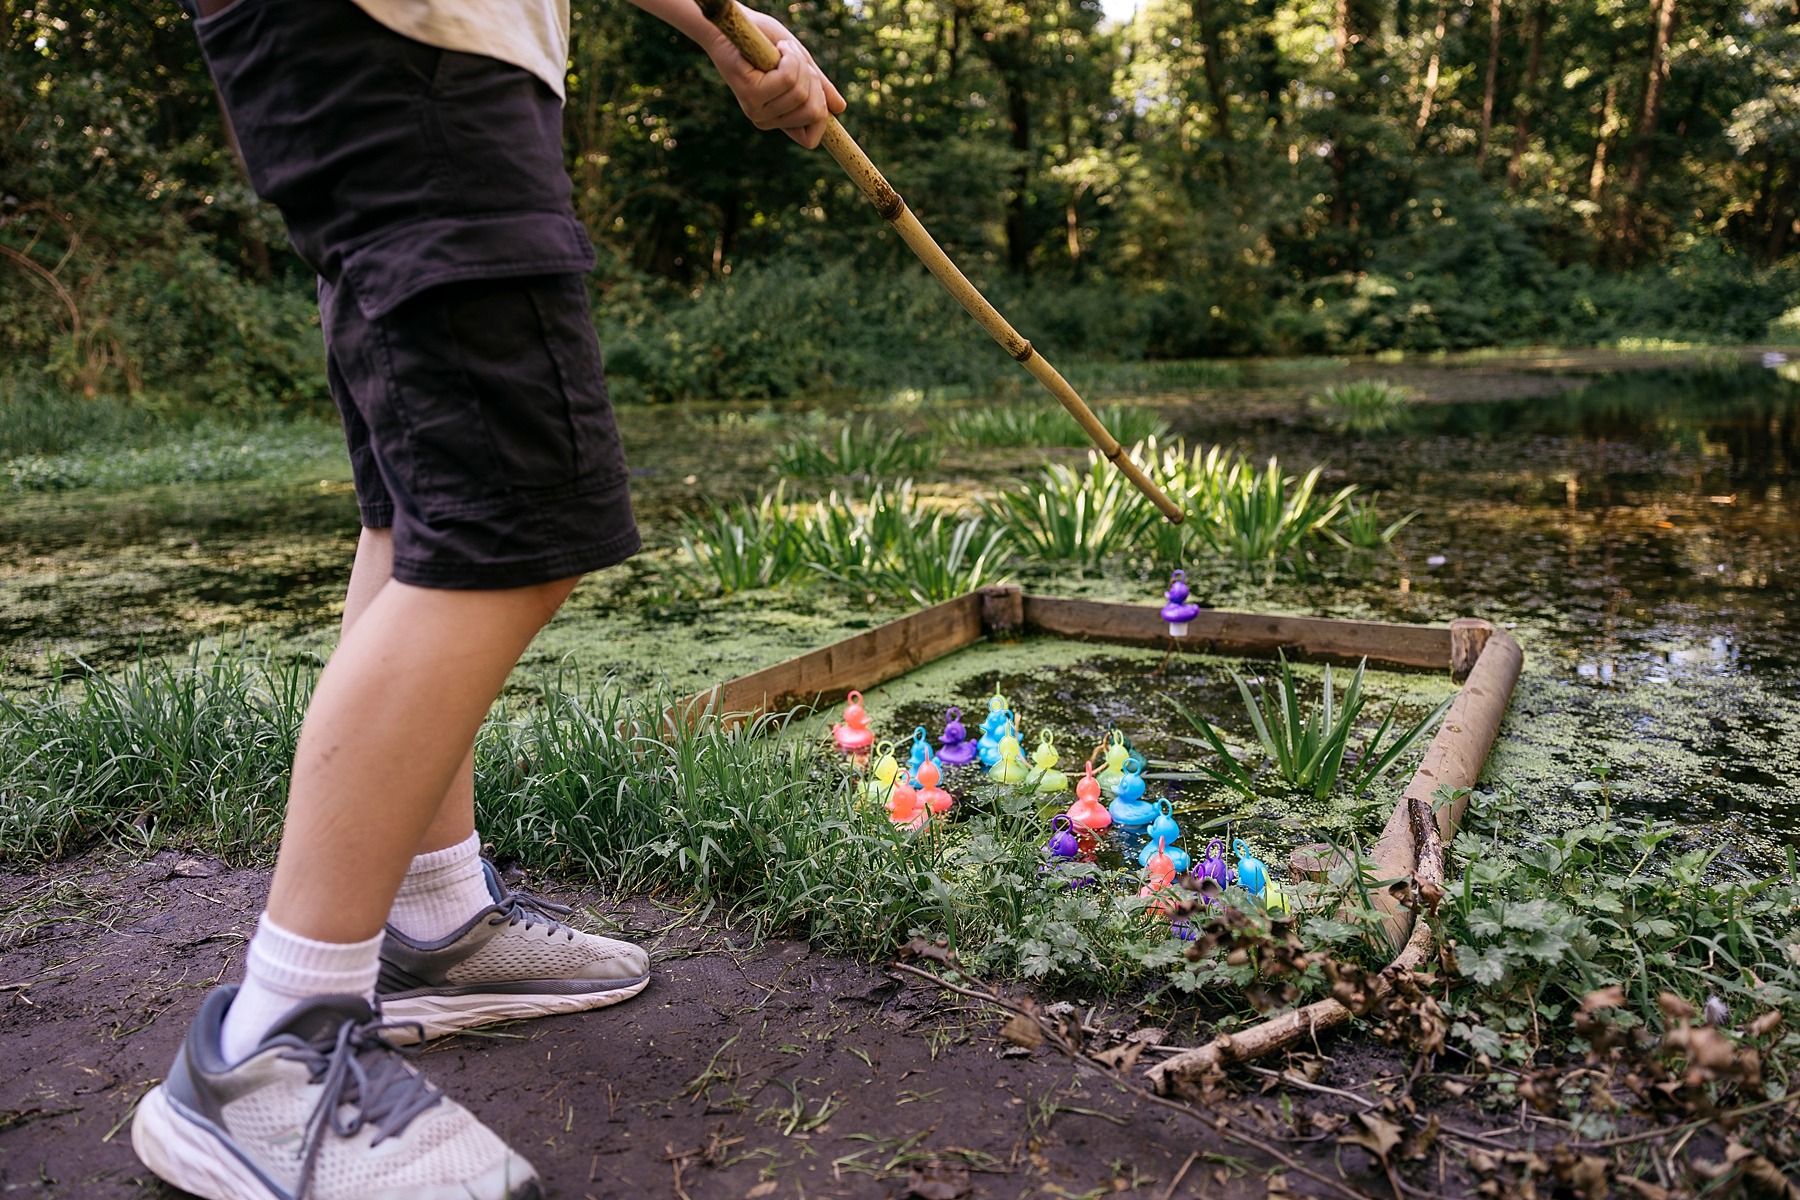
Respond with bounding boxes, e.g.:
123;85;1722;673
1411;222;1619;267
0;850;1509;1200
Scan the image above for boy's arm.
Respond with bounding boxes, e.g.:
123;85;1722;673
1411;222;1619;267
626;0;846;149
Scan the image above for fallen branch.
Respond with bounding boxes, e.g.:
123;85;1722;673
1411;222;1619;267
890;957;1388;1200
1146;630;1522;1096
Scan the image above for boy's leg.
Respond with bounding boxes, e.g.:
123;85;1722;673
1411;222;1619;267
340;526;477;859
333;527;651;1033
261;575;576;944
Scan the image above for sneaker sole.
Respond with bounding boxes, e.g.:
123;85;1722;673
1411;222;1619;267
132;1085;282;1200
381;977;651;1040
133;1084;544;1200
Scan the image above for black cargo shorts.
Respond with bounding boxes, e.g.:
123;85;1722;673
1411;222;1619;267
194;0;640;588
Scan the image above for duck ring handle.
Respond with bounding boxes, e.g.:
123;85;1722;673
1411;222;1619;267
694;0;1184;525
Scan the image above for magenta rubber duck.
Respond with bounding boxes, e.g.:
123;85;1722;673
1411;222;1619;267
1160;570;1201;637
832;690;875;754
937;707;978;766
915;757;954;815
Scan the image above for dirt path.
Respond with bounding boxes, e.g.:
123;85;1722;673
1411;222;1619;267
0;852;1437;1199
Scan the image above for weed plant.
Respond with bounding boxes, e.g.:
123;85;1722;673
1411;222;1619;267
1311;379;1411;432
1171;656;1452;800
675;485;811;594
677;482;1005;602
1439;786;1800;1077
979;454;1157;568
775;418;940;479
1325;494;1417;549
1197;457;1355;564
939;402;1169;449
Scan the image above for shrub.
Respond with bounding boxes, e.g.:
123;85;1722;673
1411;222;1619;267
776;418;941;479
1310;379;1411;433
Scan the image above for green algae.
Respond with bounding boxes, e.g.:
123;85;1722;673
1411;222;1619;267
2;350;1795;870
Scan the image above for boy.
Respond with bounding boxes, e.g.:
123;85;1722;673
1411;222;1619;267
130;2;843;1196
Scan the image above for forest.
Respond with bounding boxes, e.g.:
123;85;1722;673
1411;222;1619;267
3;0;1799;406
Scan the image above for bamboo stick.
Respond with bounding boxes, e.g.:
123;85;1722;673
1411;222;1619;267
694;0;1185;524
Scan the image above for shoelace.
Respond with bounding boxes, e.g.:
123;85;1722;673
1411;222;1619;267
282;1015;442;1197
484;886;579;942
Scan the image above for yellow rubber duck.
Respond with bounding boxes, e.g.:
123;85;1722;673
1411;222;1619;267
1095;732;1130;796
857;741;899;803
987;731;1031;785
1030;732;1069;793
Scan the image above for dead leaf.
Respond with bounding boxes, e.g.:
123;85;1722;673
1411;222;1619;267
998;1013;1043;1050
1400;1114;1439;1161
905;1159;971;1200
1727;1142;1800;1200
1089;1041;1147;1072
1744;1011;1783;1040
1580;985;1626;1012
1265;1173;1291;1196
1340;1112;1404;1164
1616;1176;1673;1200
745;1183;779;1199
1658;992;1696;1022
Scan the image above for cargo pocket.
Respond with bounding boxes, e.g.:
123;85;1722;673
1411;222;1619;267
338;212;596;321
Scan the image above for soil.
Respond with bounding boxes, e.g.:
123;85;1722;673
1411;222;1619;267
1;851;1485;1200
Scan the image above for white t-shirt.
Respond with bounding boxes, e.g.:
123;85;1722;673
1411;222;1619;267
351;0;571;99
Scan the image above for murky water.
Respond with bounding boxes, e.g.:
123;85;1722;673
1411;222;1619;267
3;353;1795;862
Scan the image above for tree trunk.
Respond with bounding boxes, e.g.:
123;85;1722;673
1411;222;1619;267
1004;77;1032;274
1193;0;1234;160
1251;0;1287;127
1505;2;1547;189
1768;162;1800;262
1623;0;1677;202
1414;0;1449;140
1475;0;1504;169
1589;78;1620;203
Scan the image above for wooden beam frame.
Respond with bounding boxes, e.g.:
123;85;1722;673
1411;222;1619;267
674;584;1524;1083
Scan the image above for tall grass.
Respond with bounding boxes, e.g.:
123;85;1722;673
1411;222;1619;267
775;418;941;479
1310;378;1412;432
1196;456;1355;563
979;454;1157;567
676;482;1007;602
940;402;1170;449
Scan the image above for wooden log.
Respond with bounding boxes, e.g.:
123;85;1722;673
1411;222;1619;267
670;593;985;730
1145;628;1523;1096
1449;618;1493;683
1022;596;1454;671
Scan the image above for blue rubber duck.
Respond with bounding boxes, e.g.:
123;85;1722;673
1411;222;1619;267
1107;755;1157;828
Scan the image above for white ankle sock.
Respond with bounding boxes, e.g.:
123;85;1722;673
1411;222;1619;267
220;915;382;1062
386;832;495;943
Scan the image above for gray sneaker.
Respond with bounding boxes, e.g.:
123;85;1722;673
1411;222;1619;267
132;987;539;1200
377;862;650;1040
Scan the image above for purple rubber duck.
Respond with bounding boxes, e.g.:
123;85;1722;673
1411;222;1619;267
938;706;978;766
1161;570;1201;637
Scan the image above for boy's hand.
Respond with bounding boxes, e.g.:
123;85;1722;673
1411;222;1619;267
703;5;846;149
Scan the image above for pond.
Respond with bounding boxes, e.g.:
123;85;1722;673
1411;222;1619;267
2;351;1794;865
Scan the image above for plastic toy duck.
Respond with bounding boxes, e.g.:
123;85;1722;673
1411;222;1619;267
1107;756;1157;828
937;707;978;766
1135;801;1190;873
1044;814;1080;861
857;740;900;803
1138;839;1180;917
832;691;875;754
1160;570;1201;637
915;757;954;815
907;725;934;772
1264;879;1291;915
1233;838;1269;898
987;731;1031;784
1029;732;1070;793
1197;838;1233;890
985;683;1010;719
1095;732;1131;796
977;707;1015;768
1066;763;1113;833
887;775;926;830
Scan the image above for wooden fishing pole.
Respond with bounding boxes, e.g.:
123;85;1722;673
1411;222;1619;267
696;0;1185;525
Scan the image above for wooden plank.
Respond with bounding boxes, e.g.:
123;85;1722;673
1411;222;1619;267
672;593;986;729
1021;596;1454;671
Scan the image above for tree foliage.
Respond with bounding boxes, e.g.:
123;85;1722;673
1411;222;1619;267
3;0;1798;402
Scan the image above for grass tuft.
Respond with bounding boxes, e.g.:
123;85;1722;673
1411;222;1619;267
776;418;940;479
940;402;1170;449
1310;378;1412;432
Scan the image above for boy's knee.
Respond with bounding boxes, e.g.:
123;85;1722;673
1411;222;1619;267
521;575;581;626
